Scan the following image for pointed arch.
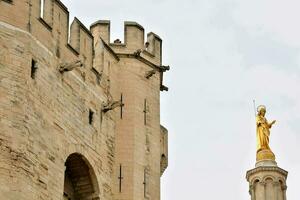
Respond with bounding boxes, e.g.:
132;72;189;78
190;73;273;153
63;153;100;200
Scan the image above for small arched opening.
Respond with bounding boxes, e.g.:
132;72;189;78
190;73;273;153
160;154;167;175
63;153;99;200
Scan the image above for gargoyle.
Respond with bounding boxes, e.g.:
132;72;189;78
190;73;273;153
145;69;156;79
133;49;142;57
160;65;170;72
160;85;169;91
102;100;124;113
58;60;83;73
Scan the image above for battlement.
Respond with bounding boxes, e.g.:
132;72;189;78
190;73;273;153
0;0;162;65
0;0;94;68
90;20;162;65
0;0;164;68
0;0;169;94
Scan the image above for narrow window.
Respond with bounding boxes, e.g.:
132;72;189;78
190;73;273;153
31;59;37;79
118;164;123;193
89;109;94;125
143;168;147;197
120;93;124;119
143;99;147;125
143;167;149;198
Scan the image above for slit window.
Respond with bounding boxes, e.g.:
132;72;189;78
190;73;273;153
143;99;147;125
89;109;94;125
31;59;37;79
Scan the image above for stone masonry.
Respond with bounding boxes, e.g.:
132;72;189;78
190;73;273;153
0;0;169;199
246;165;288;200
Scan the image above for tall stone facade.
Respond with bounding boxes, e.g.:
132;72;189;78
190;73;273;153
0;0;169;200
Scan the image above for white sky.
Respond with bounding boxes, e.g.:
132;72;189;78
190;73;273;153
61;0;300;199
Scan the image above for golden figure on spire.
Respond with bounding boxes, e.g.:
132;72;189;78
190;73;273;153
256;105;276;161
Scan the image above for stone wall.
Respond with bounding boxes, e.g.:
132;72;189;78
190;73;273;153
0;0;169;199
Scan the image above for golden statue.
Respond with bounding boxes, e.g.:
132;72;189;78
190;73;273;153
256;105;276;161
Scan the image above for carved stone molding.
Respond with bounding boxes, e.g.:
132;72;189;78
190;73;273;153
246;165;288;200
246;166;288;181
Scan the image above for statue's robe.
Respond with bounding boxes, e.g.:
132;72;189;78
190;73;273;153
256;115;272;152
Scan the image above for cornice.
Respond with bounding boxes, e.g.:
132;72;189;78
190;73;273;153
246;166;288;180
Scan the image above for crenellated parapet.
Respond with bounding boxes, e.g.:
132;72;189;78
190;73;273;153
0;0;165;67
0;0;93;69
90;20;169;91
90;20;163;66
0;0;169;90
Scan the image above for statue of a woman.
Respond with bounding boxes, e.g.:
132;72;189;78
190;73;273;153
256;105;276;161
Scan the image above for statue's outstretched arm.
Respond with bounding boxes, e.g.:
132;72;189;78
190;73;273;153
268;120;276;128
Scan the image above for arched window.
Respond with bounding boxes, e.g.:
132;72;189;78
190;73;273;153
63;153;99;200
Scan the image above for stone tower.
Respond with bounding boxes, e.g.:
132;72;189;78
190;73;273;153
246;106;288;200
246;161;288;200
0;0;169;200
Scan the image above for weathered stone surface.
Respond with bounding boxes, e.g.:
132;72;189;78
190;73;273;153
0;0;169;199
246;164;288;200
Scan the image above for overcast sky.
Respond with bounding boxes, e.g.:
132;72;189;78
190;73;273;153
62;0;300;199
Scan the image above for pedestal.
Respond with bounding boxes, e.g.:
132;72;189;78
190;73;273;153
256;149;275;161
246;161;288;200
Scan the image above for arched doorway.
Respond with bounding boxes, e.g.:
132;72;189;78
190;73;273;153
63;153;99;200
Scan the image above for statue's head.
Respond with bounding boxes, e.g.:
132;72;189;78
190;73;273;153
257;105;266;116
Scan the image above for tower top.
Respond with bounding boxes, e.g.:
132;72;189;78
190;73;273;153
255;105;277;166
247;106;288;200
